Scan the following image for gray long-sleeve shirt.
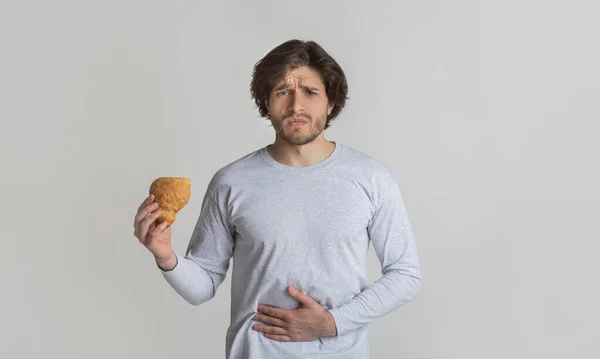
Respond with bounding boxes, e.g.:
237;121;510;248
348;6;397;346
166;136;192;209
161;143;421;358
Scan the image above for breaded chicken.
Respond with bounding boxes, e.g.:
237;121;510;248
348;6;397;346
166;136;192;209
149;177;191;227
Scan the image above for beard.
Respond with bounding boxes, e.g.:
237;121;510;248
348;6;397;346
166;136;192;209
272;113;326;145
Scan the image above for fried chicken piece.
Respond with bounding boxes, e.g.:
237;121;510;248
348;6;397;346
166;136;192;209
149;177;191;227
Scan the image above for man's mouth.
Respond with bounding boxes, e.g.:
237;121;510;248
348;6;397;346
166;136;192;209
287;117;308;126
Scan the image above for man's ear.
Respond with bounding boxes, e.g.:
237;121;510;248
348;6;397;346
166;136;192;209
327;103;334;116
265;99;270;115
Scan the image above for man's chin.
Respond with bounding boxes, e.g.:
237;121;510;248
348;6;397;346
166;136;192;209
276;125;323;146
284;134;320;146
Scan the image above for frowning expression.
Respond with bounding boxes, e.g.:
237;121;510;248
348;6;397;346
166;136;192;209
266;66;333;145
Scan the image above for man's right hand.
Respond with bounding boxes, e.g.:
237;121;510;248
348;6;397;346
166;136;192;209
133;194;177;271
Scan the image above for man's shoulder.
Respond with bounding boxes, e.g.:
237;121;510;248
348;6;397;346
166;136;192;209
339;144;394;176
339;144;401;192
218;147;264;173
206;146;266;189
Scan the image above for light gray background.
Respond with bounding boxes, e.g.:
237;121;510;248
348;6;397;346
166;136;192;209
1;1;598;358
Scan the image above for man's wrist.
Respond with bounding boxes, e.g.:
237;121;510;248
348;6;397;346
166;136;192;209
156;251;177;271
324;311;338;337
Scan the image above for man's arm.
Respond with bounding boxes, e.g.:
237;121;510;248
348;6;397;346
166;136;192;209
160;188;235;306
327;180;421;336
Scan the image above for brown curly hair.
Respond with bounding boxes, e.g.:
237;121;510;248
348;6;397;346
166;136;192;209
250;39;349;130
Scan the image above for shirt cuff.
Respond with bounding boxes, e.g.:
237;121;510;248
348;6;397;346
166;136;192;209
327;307;345;337
157;251;180;273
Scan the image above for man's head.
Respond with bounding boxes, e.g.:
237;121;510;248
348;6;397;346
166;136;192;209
250;40;348;145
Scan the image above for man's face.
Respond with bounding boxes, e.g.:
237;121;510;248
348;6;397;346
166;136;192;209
266;66;333;145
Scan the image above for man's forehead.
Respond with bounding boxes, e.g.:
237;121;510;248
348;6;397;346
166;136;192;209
276;73;323;88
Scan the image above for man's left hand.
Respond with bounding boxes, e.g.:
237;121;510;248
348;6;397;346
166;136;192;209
252;286;338;342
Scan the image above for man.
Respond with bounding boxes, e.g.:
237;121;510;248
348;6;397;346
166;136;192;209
133;39;421;359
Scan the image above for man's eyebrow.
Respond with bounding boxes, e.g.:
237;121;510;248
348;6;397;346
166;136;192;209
273;83;291;92
302;85;321;91
272;83;322;92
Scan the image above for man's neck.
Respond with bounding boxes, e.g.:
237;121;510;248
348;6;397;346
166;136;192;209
268;137;336;168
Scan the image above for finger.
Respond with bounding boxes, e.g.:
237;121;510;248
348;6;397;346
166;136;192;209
140;209;162;234
257;305;287;321
149;220;168;238
287;286;315;306
148;219;156;232
263;333;292;342
144;221;168;246
138;194;155;211
252;324;288;335
138;209;162;243
253;313;288;328
134;202;159;227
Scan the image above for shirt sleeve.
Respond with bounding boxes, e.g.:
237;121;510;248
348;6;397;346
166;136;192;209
160;187;235;306
327;179;421;336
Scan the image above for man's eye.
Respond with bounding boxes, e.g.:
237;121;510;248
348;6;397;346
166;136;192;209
307;90;316;95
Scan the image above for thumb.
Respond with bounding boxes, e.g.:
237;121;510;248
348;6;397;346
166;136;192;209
288;286;315;306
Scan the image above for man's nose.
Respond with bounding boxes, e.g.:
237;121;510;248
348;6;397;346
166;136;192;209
289;91;305;113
